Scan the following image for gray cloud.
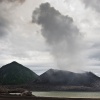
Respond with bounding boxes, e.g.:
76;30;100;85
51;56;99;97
0;0;25;38
0;15;9;37
90;53;100;60
83;0;100;12
0;0;25;4
0;6;10;38
32;3;84;71
89;43;100;60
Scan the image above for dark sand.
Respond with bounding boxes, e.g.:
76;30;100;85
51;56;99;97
0;95;100;100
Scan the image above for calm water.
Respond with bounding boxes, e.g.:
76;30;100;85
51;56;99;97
32;92;100;98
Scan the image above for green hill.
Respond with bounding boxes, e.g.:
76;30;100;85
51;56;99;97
0;61;38;85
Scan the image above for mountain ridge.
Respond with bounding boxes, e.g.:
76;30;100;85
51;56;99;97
0;62;100;91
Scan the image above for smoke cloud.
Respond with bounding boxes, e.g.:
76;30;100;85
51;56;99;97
32;3;85;71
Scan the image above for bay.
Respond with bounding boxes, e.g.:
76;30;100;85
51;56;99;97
32;92;100;98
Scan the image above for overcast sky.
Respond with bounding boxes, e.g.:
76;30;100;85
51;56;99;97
0;0;100;76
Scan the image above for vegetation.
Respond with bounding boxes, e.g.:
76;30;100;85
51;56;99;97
0;61;38;85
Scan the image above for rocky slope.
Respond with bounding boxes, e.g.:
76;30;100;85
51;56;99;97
34;69;100;87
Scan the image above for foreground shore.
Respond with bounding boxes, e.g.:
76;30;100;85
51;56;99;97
0;95;100;100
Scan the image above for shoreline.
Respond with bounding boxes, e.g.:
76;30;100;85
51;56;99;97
0;95;100;100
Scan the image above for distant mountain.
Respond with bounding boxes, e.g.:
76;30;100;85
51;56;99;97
34;69;100;87
0;61;38;85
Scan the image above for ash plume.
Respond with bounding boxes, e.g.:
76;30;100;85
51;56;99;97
32;3;85;71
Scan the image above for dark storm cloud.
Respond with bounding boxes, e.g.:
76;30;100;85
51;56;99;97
83;0;100;12
32;3;84;70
